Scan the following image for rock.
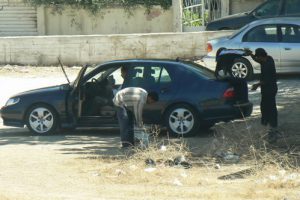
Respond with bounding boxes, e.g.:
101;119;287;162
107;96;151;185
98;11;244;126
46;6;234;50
173;156;192;169
215;164;221;169
164;159;175;167
216;152;240;164
179;161;192;169
145;158;156;167
174;155;186;165
144;167;157;173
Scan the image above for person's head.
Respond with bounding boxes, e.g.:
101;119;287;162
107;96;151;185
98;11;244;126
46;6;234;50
254;48;268;62
216;47;226;61
147;91;159;104
121;66;129;79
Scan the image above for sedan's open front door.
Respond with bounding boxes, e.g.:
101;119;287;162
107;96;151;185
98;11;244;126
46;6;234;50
67;65;89;125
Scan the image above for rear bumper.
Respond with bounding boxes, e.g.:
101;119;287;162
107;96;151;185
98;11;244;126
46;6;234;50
202;102;253;123
233;102;253;118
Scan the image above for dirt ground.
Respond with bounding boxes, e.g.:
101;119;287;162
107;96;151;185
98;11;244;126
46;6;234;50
0;65;299;200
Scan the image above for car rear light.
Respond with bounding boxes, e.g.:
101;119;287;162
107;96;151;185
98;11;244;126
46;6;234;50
223;88;235;99
207;43;213;53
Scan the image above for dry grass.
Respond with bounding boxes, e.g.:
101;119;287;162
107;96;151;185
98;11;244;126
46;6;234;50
85;122;300;200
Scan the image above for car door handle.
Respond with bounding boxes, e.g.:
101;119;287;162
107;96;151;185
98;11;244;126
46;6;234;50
284;48;291;51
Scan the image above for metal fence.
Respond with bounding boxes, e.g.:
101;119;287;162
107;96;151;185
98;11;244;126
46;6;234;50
182;0;222;27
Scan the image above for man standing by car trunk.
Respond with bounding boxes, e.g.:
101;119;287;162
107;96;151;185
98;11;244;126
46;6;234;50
249;48;279;143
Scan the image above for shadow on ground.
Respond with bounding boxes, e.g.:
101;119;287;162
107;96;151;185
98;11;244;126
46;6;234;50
0;127;123;157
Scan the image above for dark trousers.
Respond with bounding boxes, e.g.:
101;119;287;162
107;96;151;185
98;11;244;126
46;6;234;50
116;106;134;147
232;78;248;102
261;89;278;128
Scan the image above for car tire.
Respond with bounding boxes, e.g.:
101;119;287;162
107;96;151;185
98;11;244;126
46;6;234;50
231;58;253;80
25;104;58;135
164;104;200;137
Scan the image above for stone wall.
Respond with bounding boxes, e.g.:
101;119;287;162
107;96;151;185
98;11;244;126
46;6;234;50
0;31;232;65
38;6;174;35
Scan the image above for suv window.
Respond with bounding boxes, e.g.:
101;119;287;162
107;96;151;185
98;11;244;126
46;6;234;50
254;0;281;17
284;0;300;15
243;25;278;42
280;25;300;43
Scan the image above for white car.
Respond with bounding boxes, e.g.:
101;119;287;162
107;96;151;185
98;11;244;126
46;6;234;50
203;17;300;79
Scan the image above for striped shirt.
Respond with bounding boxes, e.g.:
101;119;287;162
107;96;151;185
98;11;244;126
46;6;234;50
113;87;148;127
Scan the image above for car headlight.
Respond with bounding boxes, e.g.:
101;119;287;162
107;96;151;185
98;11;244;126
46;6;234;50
5;98;20;106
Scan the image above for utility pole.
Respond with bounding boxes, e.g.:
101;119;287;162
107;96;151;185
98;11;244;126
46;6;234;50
172;0;183;32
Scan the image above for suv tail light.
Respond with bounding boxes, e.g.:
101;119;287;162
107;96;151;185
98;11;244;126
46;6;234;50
223;88;235;99
207;43;213;53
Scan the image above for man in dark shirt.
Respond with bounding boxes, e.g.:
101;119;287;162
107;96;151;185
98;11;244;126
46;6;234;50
248;48;279;143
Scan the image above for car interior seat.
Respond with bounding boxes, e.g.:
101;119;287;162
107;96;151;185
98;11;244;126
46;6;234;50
142;68;156;87
125;68;143;87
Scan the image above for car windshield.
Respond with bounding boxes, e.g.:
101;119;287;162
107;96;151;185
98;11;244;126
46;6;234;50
229;24;249;39
181;61;215;79
70;65;99;87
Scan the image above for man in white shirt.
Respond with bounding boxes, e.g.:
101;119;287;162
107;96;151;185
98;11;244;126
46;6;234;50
113;87;158;148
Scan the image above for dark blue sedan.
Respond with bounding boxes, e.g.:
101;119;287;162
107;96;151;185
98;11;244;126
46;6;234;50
1;59;253;137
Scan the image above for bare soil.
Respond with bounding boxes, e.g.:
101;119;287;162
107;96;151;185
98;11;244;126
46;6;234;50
0;66;299;200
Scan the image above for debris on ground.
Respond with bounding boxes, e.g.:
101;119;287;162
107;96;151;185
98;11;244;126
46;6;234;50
144;155;192;169
218;168;255;180
145;158;156;167
215;152;240;164
144;167;157;173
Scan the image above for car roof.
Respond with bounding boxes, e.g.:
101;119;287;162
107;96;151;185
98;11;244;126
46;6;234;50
248;17;300;26
99;59;198;67
96;59;212;77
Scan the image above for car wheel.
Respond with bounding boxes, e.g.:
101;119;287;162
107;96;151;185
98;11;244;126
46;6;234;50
165;104;200;137
25;104;58;135
231;58;253;80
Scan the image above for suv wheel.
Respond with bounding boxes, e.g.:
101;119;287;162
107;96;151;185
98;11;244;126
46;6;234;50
231;58;253;80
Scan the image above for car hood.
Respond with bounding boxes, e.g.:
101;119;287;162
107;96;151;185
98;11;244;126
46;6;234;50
206;12;251;31
13;84;70;98
212;12;249;22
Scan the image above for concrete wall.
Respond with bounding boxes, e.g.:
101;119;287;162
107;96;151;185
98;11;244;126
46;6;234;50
230;0;265;14
0;31;232;66
38;6;174;35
